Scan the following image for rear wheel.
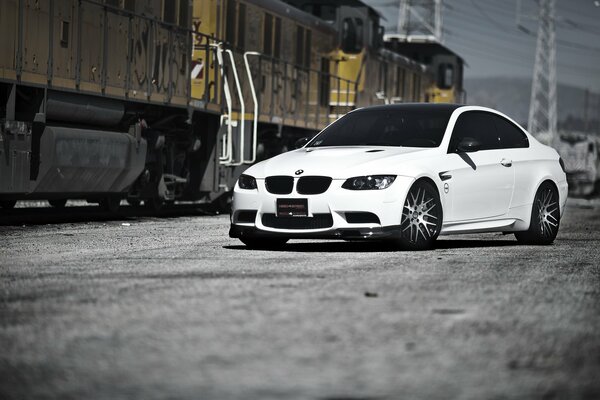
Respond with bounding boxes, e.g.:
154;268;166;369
240;237;289;250
394;180;442;250
515;182;560;245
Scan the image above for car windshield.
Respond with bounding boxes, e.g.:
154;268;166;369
307;108;452;148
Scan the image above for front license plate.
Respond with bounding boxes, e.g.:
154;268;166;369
277;199;308;217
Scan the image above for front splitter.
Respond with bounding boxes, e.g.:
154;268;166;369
229;224;401;240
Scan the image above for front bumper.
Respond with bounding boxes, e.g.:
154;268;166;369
229;176;415;240
229;224;402;240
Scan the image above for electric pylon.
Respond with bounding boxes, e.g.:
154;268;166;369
527;0;557;142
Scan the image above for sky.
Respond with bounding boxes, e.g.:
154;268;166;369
365;0;600;92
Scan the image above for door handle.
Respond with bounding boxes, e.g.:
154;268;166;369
501;158;512;167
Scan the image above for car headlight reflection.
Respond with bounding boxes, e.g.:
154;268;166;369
342;175;396;190
238;174;257;190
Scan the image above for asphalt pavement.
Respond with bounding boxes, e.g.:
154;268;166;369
1;199;599;400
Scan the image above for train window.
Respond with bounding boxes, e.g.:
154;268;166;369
492;115;529;148
296;26;305;67
163;0;177;24
341;18;359;54
437;63;454;89
304;30;312;68
237;3;246;50
274;17;281;59
226;0;237;46
355;18;364;49
263;13;273;56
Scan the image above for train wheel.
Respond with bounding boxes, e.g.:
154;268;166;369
48;199;67;208
126;198;141;207
0;200;17;209
144;197;164;213
100;196;121;213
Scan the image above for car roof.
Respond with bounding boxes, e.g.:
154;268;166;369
352;103;466;113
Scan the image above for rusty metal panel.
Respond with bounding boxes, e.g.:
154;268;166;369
151;23;171;102
22;0;50;78
105;11;130;90
79;2;104;88
129;17;152;99
52;0;77;82
0;0;19;79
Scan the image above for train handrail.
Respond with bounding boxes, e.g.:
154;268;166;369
243;52;261;164
224;49;246;167
211;43;233;164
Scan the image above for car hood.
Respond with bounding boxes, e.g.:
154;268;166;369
245;146;440;179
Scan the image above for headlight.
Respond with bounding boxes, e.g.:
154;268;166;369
342;175;396;190
238;174;257;190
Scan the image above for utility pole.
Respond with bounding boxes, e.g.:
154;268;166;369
397;0;443;42
584;89;589;132
526;0;557;143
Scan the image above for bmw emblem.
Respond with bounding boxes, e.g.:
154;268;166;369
295;169;304;175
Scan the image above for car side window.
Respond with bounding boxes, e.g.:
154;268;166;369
448;111;501;153
492;115;529;149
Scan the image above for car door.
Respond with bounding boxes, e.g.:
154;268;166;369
444;111;515;222
491;114;531;210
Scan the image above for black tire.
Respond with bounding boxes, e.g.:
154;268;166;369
239;237;289;250
48;199;67;208
515;182;560;245
393;180;443;251
0;200;17;209
100;196;121;213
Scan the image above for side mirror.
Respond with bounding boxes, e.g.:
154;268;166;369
456;137;481;153
295;137;311;149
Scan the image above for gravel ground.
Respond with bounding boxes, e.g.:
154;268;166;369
1;200;599;400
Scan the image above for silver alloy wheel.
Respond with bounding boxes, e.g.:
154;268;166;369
515;181;560;245
401;184;440;244
537;187;559;239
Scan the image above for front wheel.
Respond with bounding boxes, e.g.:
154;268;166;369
515;182;560;245
393;180;443;251
240;237;289;250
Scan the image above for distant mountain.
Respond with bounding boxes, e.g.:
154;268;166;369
464;77;598;130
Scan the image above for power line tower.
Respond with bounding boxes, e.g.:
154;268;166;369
525;0;557;143
397;0;443;42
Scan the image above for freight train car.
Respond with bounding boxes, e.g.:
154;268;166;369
0;0;464;211
555;131;600;196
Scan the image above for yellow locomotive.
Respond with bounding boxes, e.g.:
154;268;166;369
0;0;464;210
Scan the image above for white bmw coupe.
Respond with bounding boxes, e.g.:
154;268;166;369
230;104;567;250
